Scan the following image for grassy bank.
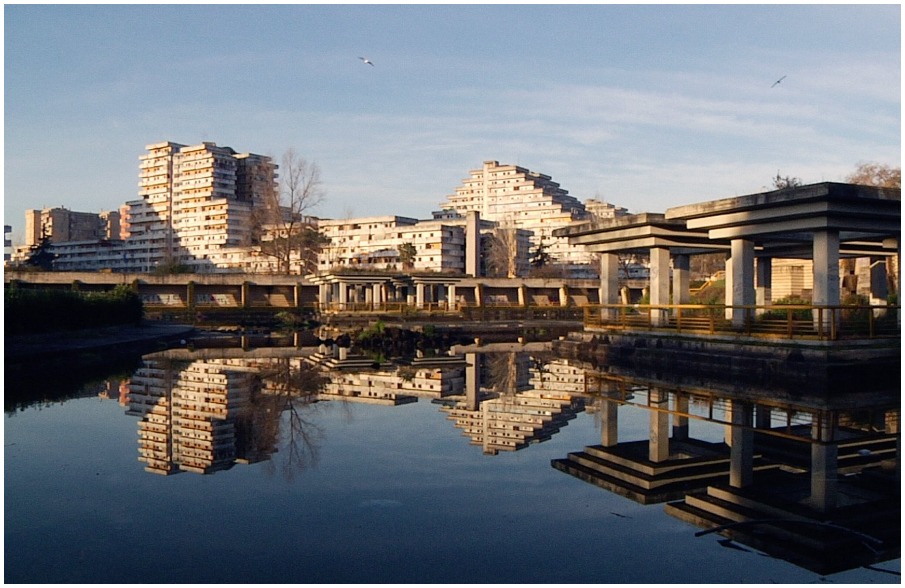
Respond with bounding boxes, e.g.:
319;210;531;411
5;285;143;335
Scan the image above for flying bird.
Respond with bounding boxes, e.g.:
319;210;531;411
359;57;375;67
771;75;786;88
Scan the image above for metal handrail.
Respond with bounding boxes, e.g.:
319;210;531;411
583;303;900;341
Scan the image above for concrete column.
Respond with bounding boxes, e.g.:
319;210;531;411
465;211;480;277
448;284;457;310
318;284;329;309
755;257;772;315
372;284;383;309
727;400;754;488
730;239;755;328
294;283;302;308
186;281;195;311
559;285;569;307
649;247;671;326
241;281;250;309
812;230;840;332
599;252;620;320
474;283;483;307
416;283;425;309
338;281;348;309
649;388;670;463
518;285;527;307
724;256;733;320
672;392;689;441
808;413;838;513
672;254;690;306
869;256;889;305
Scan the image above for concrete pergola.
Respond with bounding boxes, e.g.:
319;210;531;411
307;271;466;310
555;212;730;325
556;182;901;327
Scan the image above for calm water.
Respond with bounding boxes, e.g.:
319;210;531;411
4;346;900;584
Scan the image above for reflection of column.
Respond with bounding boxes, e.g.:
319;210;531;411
649;248;670;326
808;412;838;512
727;400;754;488
649;388;669;462
465;353;479;411
600;397;618;447
730;239;755;328
672;392;689;441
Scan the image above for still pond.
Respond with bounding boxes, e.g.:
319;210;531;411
4;343;900;584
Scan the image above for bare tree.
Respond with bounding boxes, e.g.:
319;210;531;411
253;149;325;274
846;162;901;188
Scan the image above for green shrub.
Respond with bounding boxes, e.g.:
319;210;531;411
5;285;143;335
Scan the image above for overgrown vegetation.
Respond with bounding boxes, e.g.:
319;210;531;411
354;320;470;358
5;285;143;335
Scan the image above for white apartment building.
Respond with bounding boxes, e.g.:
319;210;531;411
438;160;608;277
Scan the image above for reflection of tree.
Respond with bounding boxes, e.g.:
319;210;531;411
241;359;328;481
485;353;520;395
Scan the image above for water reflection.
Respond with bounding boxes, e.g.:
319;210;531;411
552;363;900;576
116;342;899;577
126;355;326;476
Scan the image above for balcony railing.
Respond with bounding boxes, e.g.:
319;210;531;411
582;303;900;341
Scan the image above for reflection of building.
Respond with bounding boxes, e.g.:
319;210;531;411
553;367;900;575
443;353;585;454
127;359;260;475
306;346;466;405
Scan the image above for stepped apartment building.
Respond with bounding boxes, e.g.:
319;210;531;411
438;161;626;277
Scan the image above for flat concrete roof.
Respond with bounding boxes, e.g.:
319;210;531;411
557;182;900;260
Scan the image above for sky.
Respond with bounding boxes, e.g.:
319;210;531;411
4;3;901;245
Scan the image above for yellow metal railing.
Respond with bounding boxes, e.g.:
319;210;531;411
583;303;900;341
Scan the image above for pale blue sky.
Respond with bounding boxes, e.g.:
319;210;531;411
4;4;901;244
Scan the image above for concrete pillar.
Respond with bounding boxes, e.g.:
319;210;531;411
186;281;195;311
474;283;483;307
559;285;569;307
649;388;670;463
448;284;457;310
338;281;348;309
808;413;838;512
241;281;250;309
730;239;755;328
465;211;480;277
869;256;889;305
294;283;302;308
755;257;772;315
649;247;671;326
416;283;425;309
727;400;754;488
599;252;620;320
812;230;840;332
724;256;733;320
672;392;689;441
672;254;690;306
518;285;527;307
372;284;383;309
318;284;329;309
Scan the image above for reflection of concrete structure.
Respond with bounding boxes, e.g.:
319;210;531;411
305;345;466;405
553;366;900;575
444;353;585;454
